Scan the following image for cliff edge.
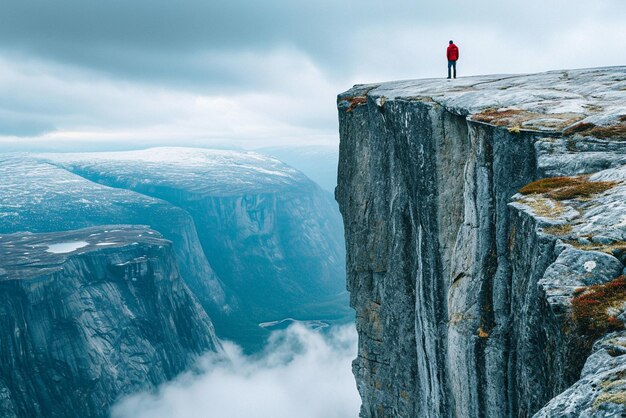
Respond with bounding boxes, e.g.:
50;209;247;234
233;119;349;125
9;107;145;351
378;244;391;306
0;226;219;417
336;67;626;417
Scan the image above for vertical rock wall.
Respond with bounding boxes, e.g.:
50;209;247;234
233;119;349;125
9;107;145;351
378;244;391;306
0;227;219;418
337;92;473;417
336;68;626;418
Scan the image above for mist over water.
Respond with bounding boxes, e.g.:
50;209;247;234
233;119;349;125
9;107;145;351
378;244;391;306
112;324;360;418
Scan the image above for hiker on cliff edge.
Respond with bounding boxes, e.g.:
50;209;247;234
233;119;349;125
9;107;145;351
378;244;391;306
447;40;459;79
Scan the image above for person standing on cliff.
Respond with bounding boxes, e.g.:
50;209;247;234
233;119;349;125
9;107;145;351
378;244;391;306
447;40;459;79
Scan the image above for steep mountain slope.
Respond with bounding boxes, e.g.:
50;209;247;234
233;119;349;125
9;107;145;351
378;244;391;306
38;147;350;348
336;67;626;417
0;156;231;328
0;226;219;418
256;145;340;192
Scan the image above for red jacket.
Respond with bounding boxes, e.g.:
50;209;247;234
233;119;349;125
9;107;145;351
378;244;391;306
447;44;459;61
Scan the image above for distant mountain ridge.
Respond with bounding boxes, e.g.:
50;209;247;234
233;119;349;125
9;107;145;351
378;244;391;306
255;145;340;192
1;147;350;349
0;146;350;417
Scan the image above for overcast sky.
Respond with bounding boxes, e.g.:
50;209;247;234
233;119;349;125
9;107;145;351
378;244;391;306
1;0;624;151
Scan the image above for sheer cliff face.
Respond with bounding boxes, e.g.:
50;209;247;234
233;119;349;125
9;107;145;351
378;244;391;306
0;226;219;418
336;67;626;417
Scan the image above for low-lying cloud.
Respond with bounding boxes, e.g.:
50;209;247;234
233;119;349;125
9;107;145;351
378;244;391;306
111;324;360;418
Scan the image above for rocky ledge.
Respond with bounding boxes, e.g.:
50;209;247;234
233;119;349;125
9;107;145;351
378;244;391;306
336;67;626;417
0;226;219;418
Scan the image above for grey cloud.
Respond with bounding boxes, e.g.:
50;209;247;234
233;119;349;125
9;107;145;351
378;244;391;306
1;0;622;91
0;113;55;137
0;0;623;148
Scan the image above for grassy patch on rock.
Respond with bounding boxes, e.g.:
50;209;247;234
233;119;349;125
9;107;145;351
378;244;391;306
594;390;626;408
593;370;626;409
519;196;566;218
542;224;573;236
572;276;626;339
472;108;581;131
519;176;619;200
568;240;626;255
563;118;626;140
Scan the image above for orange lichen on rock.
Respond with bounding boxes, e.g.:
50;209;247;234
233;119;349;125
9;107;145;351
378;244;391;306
477;327;489;338
518;176;619;200
342;96;368;112
572;276;626;339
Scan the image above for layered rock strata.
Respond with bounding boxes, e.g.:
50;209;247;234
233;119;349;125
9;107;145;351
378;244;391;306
336;67;626;417
0;226;219;418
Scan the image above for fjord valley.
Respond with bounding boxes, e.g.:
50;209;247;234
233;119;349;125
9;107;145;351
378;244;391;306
0;148;351;417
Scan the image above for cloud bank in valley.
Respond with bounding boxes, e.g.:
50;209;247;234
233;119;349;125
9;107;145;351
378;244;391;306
111;324;360;418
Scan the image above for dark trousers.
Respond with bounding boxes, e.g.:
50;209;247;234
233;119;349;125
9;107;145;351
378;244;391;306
448;60;457;78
